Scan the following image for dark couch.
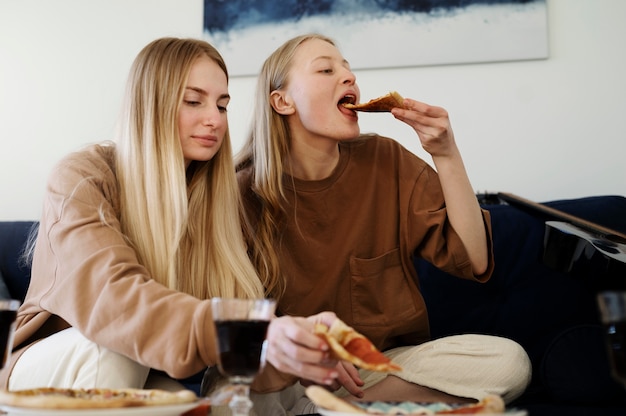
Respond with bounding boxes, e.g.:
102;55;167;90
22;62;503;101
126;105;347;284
2;195;626;415
417;194;626;415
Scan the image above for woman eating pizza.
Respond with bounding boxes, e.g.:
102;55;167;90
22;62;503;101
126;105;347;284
235;33;533;413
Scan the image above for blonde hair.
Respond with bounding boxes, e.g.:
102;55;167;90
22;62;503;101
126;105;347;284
235;34;336;297
116;37;264;299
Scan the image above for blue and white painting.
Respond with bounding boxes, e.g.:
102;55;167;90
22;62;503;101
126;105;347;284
203;0;548;77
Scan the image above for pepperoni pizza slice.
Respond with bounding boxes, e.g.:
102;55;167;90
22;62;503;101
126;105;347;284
314;319;402;372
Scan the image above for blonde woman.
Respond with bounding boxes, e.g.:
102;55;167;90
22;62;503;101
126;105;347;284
236;34;532;409
1;38;338;400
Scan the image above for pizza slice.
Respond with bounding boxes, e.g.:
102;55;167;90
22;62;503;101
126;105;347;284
305;385;366;413
0;387;198;409
341;91;405;112
305;385;507;414
314;318;402;372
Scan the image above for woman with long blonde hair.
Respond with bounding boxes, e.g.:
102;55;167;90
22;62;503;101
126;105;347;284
114;37;261;300
237;33;532;408
2;37;339;400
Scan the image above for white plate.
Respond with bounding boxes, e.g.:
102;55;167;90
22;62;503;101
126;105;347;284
1;401;200;416
317;406;528;416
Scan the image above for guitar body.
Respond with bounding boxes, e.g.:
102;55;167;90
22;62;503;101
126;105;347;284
543;221;626;286
486;193;626;290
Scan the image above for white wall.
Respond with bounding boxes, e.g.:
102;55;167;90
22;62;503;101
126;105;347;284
1;0;624;220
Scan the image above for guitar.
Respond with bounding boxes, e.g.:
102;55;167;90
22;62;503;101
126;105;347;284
487;192;626;282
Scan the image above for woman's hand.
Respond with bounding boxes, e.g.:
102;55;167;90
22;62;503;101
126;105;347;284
301;360;365;398
265;312;339;386
265;312;365;397
391;98;457;158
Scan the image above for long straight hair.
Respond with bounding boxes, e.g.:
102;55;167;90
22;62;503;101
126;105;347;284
235;34;336;297
116;37;264;299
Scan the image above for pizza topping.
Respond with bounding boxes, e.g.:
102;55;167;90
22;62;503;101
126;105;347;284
345;337;390;365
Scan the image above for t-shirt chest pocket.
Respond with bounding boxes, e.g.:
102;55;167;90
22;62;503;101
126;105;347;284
349;248;418;327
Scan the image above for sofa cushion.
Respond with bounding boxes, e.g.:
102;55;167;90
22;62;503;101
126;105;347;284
0;221;36;301
416;199;598;361
417;195;626;406
0;270;10;299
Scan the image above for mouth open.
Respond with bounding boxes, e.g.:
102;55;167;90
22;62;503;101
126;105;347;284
338;95;359;117
338;94;357;108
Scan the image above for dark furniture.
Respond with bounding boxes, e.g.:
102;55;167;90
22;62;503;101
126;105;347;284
417;194;626;415
2;195;626;415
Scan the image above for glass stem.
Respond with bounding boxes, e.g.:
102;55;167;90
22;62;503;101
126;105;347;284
229;382;253;416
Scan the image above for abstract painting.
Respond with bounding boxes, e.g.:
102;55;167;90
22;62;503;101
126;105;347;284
203;0;548;77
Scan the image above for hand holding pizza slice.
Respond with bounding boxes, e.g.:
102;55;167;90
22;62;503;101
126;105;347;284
314;318;402;372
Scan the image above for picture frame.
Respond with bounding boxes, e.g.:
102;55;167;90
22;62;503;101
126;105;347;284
203;0;548;77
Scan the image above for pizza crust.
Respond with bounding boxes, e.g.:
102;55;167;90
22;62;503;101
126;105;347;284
342;91;405;112
0;387;198;409
305;385;365;413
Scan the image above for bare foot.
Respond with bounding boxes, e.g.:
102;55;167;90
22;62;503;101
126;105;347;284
351;375;475;404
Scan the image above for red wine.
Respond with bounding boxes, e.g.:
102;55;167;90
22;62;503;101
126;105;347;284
215;319;269;378
604;321;626;387
1;309;17;369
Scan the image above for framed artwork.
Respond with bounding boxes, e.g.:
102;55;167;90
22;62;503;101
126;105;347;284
203;0;548;77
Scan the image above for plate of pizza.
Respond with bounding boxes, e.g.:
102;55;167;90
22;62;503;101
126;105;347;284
0;387;208;416
306;385;527;415
317;406;528;416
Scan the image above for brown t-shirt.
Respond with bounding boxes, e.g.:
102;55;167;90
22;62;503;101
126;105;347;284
238;134;494;351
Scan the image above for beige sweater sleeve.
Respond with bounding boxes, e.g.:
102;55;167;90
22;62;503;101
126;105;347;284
11;145;217;380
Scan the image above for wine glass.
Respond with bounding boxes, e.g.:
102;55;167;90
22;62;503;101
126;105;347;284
211;297;276;416
597;291;626;389
1;299;20;370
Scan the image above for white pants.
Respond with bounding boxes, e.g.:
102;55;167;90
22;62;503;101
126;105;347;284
340;334;532;403
9;328;184;391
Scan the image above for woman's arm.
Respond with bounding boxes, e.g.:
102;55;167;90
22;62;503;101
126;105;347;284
392;100;488;274
26;148;216;379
